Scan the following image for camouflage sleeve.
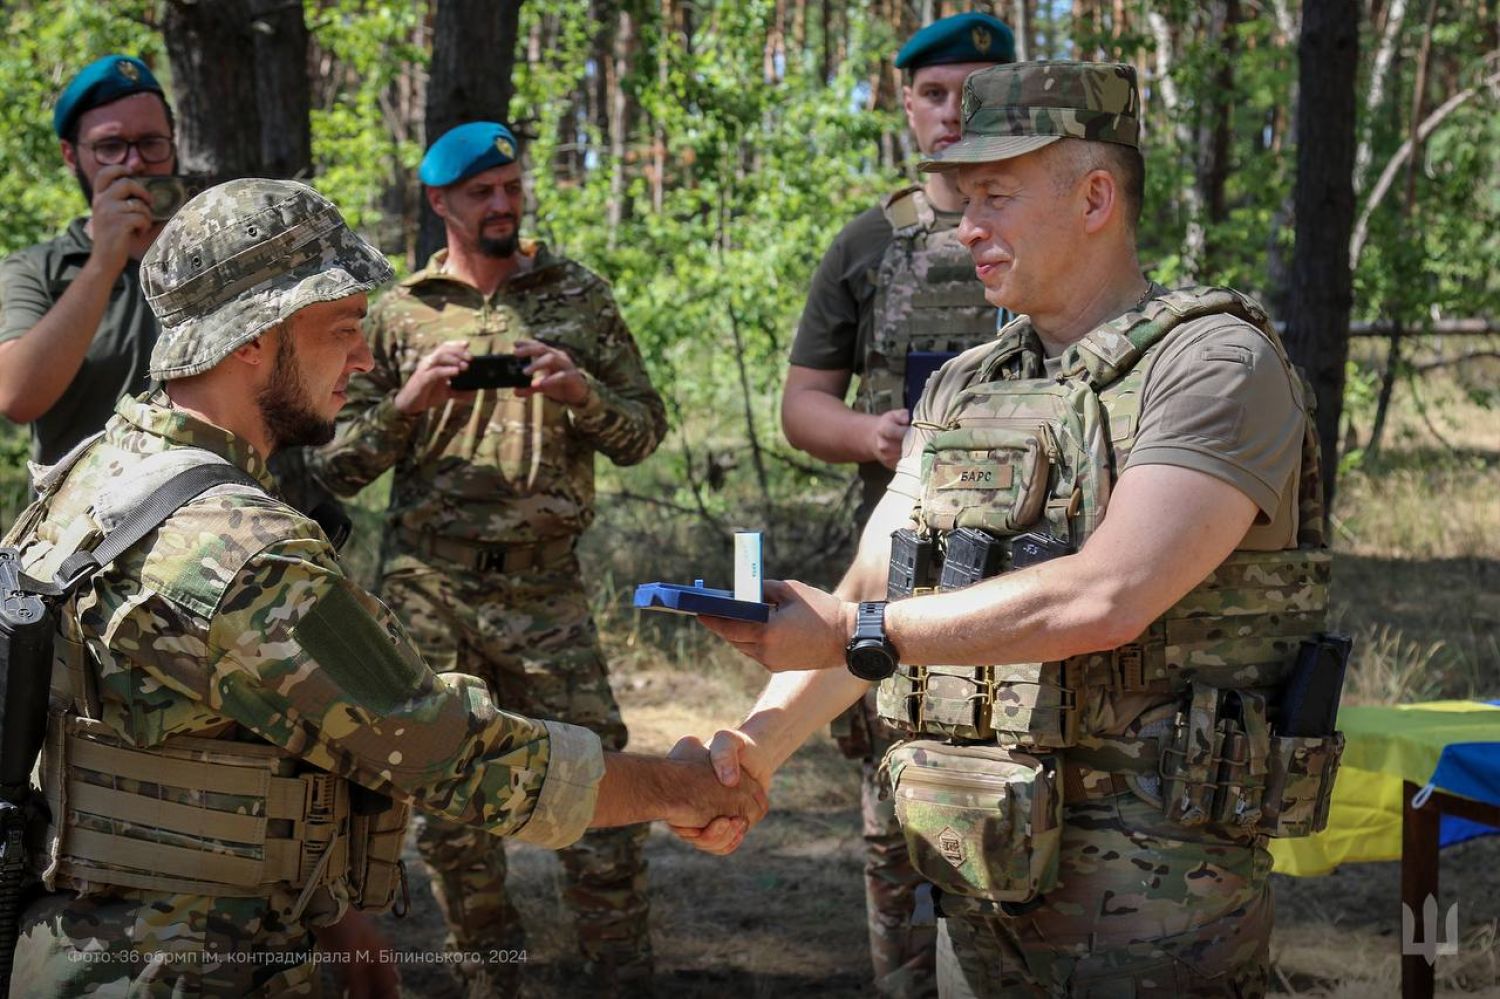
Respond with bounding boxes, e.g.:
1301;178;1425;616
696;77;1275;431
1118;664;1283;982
310;295;423;496
198;541;603;847
566;282;667;466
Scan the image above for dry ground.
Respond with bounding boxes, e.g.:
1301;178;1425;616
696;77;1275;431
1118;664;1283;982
362;352;1500;998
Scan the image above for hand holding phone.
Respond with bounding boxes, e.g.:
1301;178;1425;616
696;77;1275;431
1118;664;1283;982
449;353;533;391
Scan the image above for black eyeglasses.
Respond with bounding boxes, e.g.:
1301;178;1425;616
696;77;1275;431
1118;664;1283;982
78;136;175;165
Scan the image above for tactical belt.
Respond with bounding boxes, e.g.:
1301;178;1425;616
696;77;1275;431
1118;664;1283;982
397;528;576;574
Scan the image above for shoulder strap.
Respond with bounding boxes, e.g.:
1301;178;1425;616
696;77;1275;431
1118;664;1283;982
1061;285;1274;392
881;185;932;235
44;464;262;598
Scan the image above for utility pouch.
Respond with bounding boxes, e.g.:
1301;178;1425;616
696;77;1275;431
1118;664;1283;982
1210;691;1271;830
1260;732;1344;837
920;423;1053;535
887;528;937;600
884;740;1061;904
347;786;410;914
1158;682;1224;827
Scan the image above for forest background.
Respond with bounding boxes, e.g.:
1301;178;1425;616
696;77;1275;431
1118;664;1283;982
0;1;1496;991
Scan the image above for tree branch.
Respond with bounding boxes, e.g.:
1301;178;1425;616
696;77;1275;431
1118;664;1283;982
1350;65;1500;268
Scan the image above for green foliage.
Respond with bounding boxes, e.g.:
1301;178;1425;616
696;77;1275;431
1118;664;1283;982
512;0;895;567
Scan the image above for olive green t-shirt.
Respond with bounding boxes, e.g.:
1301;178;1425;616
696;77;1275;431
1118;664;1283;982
890;313;1307;549
0;218;157;464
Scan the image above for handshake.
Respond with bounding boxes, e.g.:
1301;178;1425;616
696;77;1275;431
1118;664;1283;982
665;728;769;856
592;729;771;855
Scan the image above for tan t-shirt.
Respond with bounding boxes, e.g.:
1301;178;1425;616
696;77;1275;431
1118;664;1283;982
890;313;1307;549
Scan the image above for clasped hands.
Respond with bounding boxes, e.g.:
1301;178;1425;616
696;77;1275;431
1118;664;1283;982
666;727;774;856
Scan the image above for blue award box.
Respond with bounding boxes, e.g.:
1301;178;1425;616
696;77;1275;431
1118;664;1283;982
634;580;771;622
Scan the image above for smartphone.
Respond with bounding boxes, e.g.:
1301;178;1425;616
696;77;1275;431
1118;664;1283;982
140;175;214;222
449;353;533;391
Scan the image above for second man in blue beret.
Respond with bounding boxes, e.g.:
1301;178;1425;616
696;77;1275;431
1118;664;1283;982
778;13;1015;997
313;123;668;995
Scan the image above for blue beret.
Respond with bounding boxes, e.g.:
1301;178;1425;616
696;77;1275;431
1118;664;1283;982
895;13;1016;70
419;121;521;187
53;55;165;138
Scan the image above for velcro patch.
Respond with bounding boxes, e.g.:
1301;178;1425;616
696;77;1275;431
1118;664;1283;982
931;462;1013;490
292;583;426;713
937;825;966;865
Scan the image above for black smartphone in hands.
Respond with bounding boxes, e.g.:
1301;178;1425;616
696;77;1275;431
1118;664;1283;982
449;353;533;391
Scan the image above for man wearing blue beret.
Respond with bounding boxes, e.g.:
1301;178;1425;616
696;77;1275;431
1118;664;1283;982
313;120;667;996
0;55;176;465
776;13;1014;998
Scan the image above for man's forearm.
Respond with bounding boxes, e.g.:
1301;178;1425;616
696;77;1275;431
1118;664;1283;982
567;373;667;467
782;387;885;464
591;751;757;828
741;668;870;773
0;258;119;422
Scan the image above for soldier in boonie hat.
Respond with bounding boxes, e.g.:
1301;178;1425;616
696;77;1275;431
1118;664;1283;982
919;60;1140;169
143;178;393;380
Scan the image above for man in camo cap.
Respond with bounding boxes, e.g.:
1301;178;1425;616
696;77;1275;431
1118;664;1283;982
5;178;765;996
680;62;1332;997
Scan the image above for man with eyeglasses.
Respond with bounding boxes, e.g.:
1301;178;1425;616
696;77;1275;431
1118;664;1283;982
0;55;177;465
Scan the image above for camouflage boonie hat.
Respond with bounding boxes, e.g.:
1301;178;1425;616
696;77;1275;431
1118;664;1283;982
143;178;394;379
920;61;1139;171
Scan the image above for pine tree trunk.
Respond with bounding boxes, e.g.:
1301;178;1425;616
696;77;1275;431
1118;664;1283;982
418;0;524;263
1283;0;1360;522
1194;0;1239;278
162;0;310;180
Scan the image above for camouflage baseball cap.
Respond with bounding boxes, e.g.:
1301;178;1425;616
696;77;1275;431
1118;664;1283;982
143;178;394;379
919;61;1139;171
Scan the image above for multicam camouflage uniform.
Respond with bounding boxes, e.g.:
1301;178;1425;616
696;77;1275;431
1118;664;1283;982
879;288;1336;997
5;180;607;996
313;245;667;994
871;63;1344;996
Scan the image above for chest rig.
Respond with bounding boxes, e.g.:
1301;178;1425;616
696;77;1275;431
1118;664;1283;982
856;187;999;415
3;445;409;923
877;287;1331;752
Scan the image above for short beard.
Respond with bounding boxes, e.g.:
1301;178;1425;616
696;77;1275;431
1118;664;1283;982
478;232;519;258
256;330;336;452
73;163;94;204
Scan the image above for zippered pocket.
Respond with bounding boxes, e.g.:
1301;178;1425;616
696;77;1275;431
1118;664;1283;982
920;421;1054;535
884;739;1061;903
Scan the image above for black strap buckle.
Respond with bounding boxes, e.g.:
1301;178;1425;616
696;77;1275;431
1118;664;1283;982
475;545;510;573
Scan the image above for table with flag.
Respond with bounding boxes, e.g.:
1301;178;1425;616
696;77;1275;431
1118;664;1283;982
1268;700;1500;999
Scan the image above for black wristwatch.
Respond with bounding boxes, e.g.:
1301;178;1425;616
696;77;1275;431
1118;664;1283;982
845;600;899;681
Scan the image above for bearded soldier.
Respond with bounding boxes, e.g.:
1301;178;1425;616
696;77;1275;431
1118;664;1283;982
678;62;1339;997
312;122;667;995
4;179;763;997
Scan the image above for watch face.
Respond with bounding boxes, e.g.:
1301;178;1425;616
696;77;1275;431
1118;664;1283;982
848;643;897;682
